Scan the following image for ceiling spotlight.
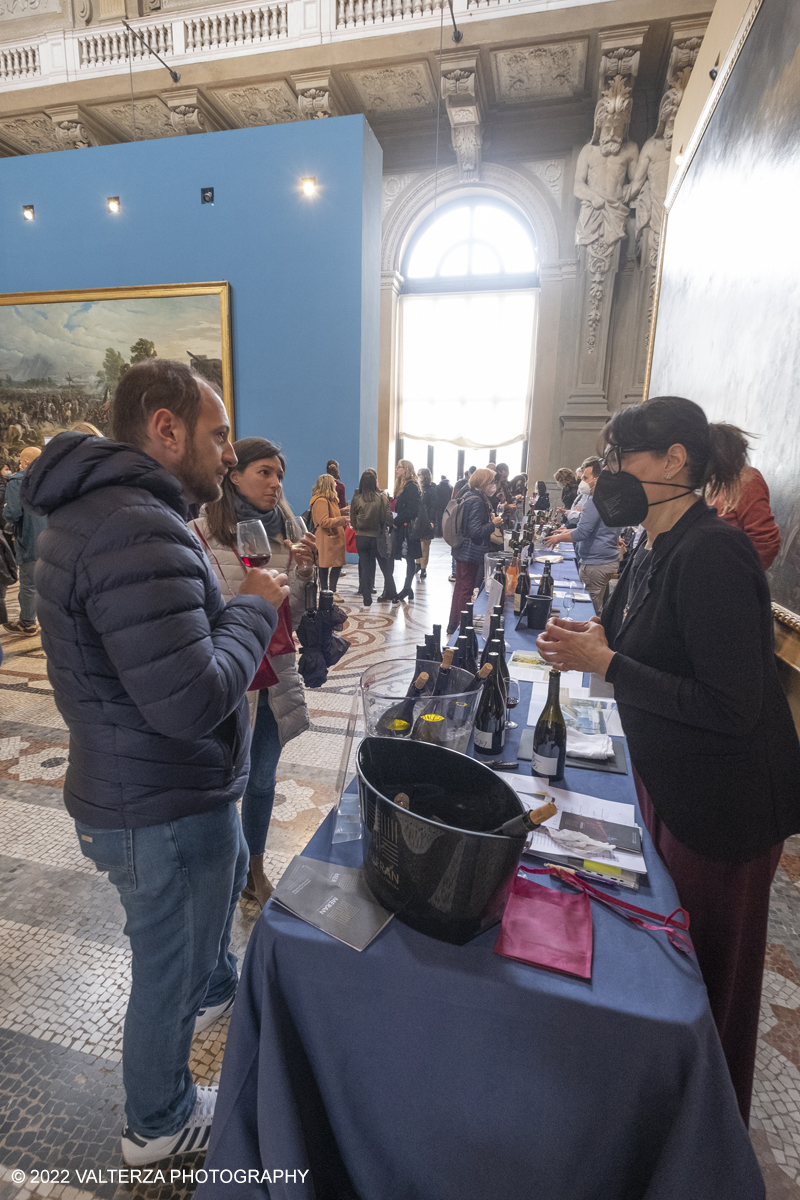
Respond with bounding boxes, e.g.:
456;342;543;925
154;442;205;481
201;187;214;205
301;177;317;197
675;154;684;166
22;205;34;221
107;196;120;213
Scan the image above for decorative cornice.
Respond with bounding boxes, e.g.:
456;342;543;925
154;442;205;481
162;86;229;134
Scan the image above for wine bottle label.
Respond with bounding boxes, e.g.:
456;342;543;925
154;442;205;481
474;727;505;750
420;713;444;724
514;594;522;613
533;751;560;775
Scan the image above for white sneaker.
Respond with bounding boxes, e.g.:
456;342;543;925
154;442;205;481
121;1085;217;1165
194;991;236;1034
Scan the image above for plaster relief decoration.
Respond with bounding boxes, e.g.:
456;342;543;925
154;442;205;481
382;173;417;217
163;88;226;134
441;56;483;183
93;96;179;141
0;113;61;155
523;159;564;205
0;0;60;18
491;40;587;104
598;27;646;91
292;69;342;119
213;81;297;127
574;76;638;352
73;0;91;24
346;62;436;116
629;71;690;342
45;103;117;148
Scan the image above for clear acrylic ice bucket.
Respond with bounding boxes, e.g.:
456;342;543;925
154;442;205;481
359;659;483;755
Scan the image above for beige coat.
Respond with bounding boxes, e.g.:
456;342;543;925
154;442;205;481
311;495;346;568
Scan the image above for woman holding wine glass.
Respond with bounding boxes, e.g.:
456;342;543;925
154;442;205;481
191;437;316;908
536;395;800;1124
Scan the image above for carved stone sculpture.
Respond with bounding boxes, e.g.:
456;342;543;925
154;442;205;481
292;71;342;120
298;88;331;119
574;76;639;351
629;71;689;264
441;56;482;183
53;119;93;149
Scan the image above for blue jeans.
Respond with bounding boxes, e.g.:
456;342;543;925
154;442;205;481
18;559;36;625
75;804;248;1138
241;690;282;856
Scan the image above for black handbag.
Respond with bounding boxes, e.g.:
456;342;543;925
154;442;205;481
377;522;393;560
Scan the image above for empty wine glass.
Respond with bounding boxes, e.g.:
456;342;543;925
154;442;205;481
561;593;575;621
505;677;520;730
236;519;271;568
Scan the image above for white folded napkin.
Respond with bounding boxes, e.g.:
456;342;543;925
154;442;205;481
566;730;615;760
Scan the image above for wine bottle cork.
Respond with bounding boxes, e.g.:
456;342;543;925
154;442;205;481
478;663;493;679
414;672;430;689
527;799;557;826
441;647;455;669
394;793;410;809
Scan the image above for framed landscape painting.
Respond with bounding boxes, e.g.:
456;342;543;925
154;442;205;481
0;282;232;469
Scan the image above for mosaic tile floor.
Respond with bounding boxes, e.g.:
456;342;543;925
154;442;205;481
0;540;798;1198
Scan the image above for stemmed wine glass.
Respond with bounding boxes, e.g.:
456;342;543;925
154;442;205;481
560;592;575;622
236;520;271;568
505;678;521;730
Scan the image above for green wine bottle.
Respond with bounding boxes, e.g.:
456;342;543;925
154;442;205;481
473;653;506;756
514;560;530;615
377;672;429;738
537;560;554;598
411;649;455;743
532;669;567;782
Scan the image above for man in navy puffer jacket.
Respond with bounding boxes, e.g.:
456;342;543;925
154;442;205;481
23;359;289;1166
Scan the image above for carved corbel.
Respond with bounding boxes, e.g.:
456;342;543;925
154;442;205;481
162;88;228;135
291;71;344;120
45;104;119;149
440;53;483;183
598;26;647;92
666;19;708;86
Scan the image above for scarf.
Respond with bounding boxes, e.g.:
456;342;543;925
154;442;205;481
232;490;286;541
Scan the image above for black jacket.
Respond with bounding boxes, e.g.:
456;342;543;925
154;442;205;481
436;479;452;512
23;433;278;829
603;501;800;860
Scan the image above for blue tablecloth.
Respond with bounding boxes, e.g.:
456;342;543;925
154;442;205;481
197;550;764;1200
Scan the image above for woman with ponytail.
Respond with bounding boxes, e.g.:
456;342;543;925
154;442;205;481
704;424;782;570
536;395;800;1125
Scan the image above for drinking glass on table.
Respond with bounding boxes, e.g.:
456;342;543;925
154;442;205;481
236;519;271;568
561;592;575;621
505;677;520;730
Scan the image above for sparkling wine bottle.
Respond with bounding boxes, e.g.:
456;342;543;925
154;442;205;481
377;672;429;738
473;653;506;756
532;669;567;782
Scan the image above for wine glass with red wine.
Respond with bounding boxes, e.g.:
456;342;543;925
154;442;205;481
236;520;271;568
505;677;520;730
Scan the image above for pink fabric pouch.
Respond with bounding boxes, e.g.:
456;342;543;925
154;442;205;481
494;873;593;980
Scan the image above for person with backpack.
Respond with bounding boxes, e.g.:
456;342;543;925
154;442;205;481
446;468;504;633
350;469;395;605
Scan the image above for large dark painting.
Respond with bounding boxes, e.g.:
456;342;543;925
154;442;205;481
0;283;232;472
649;0;800;613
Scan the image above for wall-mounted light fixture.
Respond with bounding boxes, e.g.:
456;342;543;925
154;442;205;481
201;187;214;205
107;196;121;213
22;205;34;221
300;177;317;197
675;154;684;166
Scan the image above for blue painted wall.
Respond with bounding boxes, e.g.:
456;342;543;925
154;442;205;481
0;116;382;514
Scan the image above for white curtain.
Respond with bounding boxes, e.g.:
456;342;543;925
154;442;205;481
399;290;537;450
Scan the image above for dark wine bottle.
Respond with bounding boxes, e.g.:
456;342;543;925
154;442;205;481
473;653;506;756
459;611;471;643
377;672;429;738
537;561;554;598
424;634;436;661
410;649;455;743
532;669;567;783
456;635;470;674
431;624;443;663
464;661;493;692
514;560;530;615
487;635;509;702
465;624;480;664
460;630;479;677
480;614;500;668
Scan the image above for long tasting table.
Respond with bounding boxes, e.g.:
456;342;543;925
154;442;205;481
197;549;764;1200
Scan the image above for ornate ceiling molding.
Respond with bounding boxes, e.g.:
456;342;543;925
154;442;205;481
490;39;587;105
345;61;436;117
381;162;561;274
211;79;297;127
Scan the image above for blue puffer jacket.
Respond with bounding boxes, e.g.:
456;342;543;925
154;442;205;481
22;432;278;829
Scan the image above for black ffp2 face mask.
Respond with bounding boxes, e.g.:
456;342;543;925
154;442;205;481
592;469;695;528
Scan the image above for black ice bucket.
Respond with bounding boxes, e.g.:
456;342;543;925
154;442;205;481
356;737;527;945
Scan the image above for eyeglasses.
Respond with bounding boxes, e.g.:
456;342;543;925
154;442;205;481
601;446;654;474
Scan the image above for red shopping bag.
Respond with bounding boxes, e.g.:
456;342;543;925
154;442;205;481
345;525;357;554
495;873;593;979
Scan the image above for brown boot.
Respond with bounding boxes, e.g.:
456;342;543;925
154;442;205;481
242;854;274;909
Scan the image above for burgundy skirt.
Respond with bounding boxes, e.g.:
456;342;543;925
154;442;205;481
634;770;782;1126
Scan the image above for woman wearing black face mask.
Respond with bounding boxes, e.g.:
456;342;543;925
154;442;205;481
537;395;800;1126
